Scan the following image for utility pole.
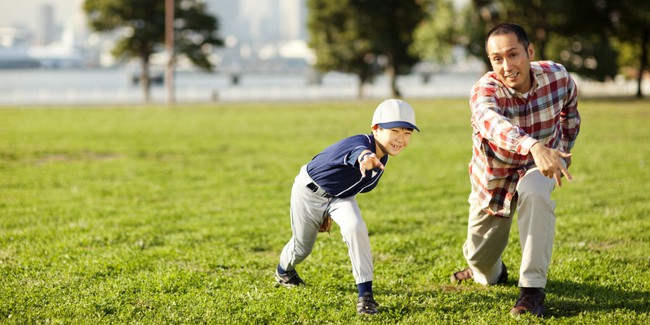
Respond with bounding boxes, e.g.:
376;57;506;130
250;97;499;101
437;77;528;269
165;0;175;105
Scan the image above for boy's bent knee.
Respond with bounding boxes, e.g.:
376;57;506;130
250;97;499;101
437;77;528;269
339;220;368;239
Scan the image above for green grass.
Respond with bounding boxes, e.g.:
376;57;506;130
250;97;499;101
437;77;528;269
1;99;649;324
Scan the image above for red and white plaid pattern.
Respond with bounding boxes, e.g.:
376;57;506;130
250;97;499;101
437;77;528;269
469;61;581;217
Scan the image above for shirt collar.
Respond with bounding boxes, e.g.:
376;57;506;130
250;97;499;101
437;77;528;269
501;62;541;98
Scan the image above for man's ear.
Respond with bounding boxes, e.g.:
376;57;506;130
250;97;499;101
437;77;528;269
527;43;535;60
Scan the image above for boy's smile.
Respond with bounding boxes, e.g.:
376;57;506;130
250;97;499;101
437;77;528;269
373;126;412;158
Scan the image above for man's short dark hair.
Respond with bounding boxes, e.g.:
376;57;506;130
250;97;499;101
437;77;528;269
485;23;531;52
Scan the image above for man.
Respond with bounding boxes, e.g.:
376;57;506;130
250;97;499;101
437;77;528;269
451;23;581;317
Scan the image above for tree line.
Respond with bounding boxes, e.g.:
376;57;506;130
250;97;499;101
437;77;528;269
84;0;649;101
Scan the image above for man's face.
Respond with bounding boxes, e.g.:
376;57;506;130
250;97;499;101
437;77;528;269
486;32;534;93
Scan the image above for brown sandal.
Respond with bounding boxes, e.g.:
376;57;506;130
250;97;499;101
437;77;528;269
450;268;473;284
450;262;508;285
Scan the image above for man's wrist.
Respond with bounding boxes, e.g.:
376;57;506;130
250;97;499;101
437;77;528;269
522;138;540;155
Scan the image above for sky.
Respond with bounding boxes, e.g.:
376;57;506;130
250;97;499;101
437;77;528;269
0;0;470;27
0;0;82;32
0;0;469;40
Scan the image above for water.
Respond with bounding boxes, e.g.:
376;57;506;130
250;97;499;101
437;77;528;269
1;68;644;106
0;68;482;106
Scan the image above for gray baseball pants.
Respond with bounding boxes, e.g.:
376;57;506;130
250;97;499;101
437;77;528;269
279;165;374;284
463;167;557;288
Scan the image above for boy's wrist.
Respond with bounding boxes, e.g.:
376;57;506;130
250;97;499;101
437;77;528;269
358;151;372;163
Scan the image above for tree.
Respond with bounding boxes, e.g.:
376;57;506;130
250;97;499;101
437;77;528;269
365;0;430;98
84;0;223;102
607;0;650;98
307;0;378;99
459;0;649;97
411;0;458;66
307;0;430;98
459;0;619;81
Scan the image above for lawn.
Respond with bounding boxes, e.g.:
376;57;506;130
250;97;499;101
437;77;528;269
1;99;649;324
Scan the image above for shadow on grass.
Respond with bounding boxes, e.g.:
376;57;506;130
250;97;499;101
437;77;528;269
370;278;649;320
581;96;650;103
546;279;650;318
374;285;504;318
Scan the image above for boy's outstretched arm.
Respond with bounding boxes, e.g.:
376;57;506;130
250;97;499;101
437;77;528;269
357;150;384;177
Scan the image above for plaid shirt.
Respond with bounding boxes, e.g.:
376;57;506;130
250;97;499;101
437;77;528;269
469;61;581;217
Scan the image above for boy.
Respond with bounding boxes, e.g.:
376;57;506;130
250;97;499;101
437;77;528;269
275;99;419;315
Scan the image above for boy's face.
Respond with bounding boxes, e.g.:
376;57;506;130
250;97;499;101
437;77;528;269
372;126;413;157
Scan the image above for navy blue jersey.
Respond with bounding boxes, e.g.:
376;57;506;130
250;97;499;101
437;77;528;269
306;134;388;198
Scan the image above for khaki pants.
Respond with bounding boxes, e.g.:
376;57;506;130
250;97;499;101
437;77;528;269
463;168;557;288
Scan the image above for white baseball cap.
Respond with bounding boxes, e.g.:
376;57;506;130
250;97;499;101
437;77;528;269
371;99;419;131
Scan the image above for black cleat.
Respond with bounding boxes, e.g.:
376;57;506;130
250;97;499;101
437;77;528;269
356;292;379;315
274;269;305;288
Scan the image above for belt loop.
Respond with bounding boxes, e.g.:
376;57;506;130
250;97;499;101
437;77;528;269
306;182;332;198
306;182;318;193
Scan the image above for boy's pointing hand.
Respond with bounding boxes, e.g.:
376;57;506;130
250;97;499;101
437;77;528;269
358;151;384;177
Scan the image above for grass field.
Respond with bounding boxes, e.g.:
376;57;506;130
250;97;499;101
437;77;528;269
1;99;649;324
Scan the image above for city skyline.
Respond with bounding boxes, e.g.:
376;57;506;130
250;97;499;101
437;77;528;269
0;0;469;70
0;0;81;35
0;0;308;47
0;0;313;70
1;0;468;46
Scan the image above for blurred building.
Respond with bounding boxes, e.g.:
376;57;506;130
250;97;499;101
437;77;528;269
37;3;56;46
0;26;39;68
206;0;306;43
205;0;312;74
0;0;312;70
0;26;31;48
